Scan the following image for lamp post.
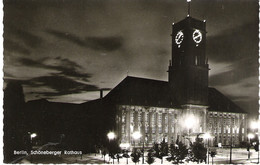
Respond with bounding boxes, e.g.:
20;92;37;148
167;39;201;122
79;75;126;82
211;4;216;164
248;133;255;160
107;132;116;164
251;120;260;163
141;135;148;164
230;135;233;164
120;143;130;164
132;131;142;149
203;133;211;164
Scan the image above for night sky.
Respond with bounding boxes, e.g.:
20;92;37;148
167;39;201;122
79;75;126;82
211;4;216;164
3;0;259;117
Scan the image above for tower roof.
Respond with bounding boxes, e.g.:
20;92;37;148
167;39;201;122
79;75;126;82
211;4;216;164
173;17;206;32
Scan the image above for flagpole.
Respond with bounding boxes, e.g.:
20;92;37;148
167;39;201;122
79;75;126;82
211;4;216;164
187;0;191;16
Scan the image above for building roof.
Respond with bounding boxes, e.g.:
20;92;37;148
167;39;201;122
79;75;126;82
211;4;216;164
104;76;181;108
208;87;247;114
104;76;247;114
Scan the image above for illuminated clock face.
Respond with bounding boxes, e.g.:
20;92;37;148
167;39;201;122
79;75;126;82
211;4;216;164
175;31;184;45
193;30;202;43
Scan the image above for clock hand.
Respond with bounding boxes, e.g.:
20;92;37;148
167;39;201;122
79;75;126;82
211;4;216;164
194;35;200;40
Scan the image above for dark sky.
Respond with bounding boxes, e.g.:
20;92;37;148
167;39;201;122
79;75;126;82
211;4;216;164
3;0;259;117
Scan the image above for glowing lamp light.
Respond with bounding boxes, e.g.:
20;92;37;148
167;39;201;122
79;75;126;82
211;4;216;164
203;133;211;139
187;0;191;2
251;121;260;129
120;143;130;149
107;132;116;140
185;115;197;129
30;133;37;138
248;133;255;139
132;131;142;140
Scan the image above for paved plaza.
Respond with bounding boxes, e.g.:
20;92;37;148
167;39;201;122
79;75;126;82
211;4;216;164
18;148;260;164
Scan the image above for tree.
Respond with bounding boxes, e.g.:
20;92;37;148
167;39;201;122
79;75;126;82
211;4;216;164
4;82;26;162
107;140;121;164
153;142;160;157
210;150;217;164
131;149;141;165
146;148;155;165
190;137;207;163
167;140;188;164
101;147;108;163
160;138;169;164
122;149;130;164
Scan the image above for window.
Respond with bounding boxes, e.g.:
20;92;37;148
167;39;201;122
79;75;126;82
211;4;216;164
165;126;168;133
145;112;149;122
158;126;162;134
165;115;168;124
152;127;156;134
151;113;155;127
138;112;142;122
122;112;126;123
130;111;134;124
145;126;149;134
122;124;125;134
158;113;162;124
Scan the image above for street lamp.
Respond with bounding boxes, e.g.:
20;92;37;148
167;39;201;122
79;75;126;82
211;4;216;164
184;115;197;146
132;131;142;149
141;135;148;164
30;133;37;139
120;143;130;164
107;132;116;141
251;120;260;164
203;133;211;164
248;133;255;160
107;132;116;164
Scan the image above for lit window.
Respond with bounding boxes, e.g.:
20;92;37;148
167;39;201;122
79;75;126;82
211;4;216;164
122;124;125;134
122;113;126;123
159;126;162;134
165;126;168;133
151;113;155;127
242;128;244;134
145;126;149;133
145;112;149;122
158;113;162;124
165;115;168;124
130;112;134;123
138;112;142;122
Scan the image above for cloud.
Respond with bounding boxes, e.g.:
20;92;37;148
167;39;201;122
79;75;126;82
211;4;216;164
85;36;123;51
17;57;92;80
207;22;258;63
214;76;258;101
4;26;43;56
209;58;258;87
6;56;100;99
6;75;99;97
4;39;31;55
46;29;123;51
30;75;99;95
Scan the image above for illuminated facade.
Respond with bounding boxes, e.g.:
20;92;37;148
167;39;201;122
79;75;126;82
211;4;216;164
104;16;248;147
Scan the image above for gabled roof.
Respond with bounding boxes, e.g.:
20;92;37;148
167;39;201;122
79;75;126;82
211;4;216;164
104;76;180;108
208;87;247;114
103;76;247;114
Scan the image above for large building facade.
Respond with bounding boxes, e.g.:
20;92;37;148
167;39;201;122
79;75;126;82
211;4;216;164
103;16;247;148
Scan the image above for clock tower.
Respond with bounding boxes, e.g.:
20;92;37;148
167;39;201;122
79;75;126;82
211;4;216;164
168;16;209;106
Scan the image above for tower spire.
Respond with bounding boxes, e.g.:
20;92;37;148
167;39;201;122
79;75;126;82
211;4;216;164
187;0;191;16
